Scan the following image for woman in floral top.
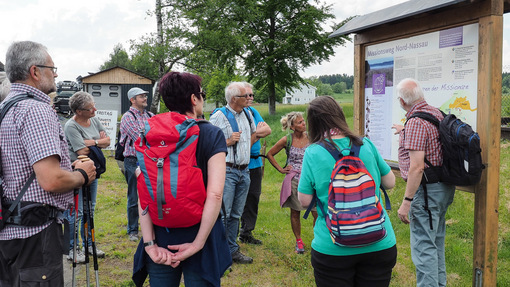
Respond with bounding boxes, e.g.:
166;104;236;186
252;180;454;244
267;112;317;254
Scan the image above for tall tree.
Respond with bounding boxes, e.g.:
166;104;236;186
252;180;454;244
99;44;133;71
179;0;348;115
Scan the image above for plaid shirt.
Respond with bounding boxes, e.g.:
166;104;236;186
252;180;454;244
0;83;73;240
398;100;444;181
209;104;255;165
119;106;154;158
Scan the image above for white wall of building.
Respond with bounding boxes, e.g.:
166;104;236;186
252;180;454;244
284;84;317;104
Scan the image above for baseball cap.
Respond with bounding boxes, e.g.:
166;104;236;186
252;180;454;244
127;87;149;100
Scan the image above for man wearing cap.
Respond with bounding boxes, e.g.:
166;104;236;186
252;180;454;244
119;87;154;241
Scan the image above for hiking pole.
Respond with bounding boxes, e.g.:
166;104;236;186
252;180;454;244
72;187;79;287
78;155;92;287
85;179;100;287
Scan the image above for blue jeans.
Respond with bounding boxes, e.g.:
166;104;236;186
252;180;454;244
222;166;250;254
146;259;213;287
410;182;455;287
68;179;98;249
124;157;139;234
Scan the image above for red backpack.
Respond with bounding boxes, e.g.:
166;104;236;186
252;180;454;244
135;112;206;228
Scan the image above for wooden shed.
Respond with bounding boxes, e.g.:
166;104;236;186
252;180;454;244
79;66;155;116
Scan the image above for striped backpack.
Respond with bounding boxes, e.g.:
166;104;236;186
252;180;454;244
317;141;388;247
135;112;206;228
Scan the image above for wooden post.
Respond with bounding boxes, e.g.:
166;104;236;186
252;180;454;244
472;10;502;286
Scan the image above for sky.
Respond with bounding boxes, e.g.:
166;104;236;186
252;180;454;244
1;0;510;81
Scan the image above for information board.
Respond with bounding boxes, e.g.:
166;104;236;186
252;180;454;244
95;110;118;150
364;23;479;161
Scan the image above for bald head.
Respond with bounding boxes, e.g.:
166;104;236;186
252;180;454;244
396;78;424;106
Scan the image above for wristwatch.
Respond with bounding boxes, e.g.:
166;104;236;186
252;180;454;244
94;140;98;146
143;240;156;247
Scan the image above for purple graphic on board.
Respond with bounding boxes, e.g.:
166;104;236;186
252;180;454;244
439;26;463;48
372;74;386;95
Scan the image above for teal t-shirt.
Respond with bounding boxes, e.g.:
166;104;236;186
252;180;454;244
298;137;396;256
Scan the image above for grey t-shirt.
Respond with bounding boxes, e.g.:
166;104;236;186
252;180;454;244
64;117;106;161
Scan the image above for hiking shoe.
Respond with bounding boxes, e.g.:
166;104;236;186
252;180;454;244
295;239;305;254
239;234;262;245
83;246;105;258
231;250;253;264
67;249;86;263
129;233;139;242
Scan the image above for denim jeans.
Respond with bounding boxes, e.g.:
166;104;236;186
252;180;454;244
124;156;139;234
67;179;98;249
410;182;455;287
146;259;213;287
222;166;250;254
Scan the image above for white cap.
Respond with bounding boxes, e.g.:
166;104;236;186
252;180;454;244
127;87;148;100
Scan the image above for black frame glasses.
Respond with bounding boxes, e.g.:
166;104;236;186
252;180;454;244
235;93;254;99
35;65;58;74
198;91;206;100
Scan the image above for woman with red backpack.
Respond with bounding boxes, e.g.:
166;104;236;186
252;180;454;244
132;72;231;287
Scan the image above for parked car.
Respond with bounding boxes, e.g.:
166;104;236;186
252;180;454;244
55;81;80;115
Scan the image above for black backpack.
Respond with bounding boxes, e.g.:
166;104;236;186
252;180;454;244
115;110;153;161
406;111;484;186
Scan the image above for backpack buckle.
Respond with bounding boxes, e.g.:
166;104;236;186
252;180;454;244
156;158;164;168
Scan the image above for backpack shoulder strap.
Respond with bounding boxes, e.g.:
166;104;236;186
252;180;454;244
317;141;342;161
406;111;440;127
218;107;239;132
242;108;253;128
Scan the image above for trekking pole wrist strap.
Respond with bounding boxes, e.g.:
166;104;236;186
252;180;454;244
75;168;89;186
404;197;413;202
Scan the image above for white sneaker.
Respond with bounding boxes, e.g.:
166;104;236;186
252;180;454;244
83;246;105;258
67;249;86;263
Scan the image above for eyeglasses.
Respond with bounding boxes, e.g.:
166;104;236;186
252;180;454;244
235;93;254;99
35;65;58;74
137;94;148;99
80;103;96;112
198;91;206;100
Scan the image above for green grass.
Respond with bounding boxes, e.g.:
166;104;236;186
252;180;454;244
81;103;510;286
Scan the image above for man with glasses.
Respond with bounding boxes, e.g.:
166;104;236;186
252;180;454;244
240;82;271;245
210;82;256;264
0;41;96;286
119;87;154;242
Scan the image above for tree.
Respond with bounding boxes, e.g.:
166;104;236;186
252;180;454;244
332;82;347;93
99;44;133;71
178;0;348;115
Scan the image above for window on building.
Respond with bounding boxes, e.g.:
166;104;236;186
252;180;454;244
92;92;101;97
109;86;119;91
109;92;119;97
92;85;101;90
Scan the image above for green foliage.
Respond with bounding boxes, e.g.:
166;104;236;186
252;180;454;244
99;44;133;71
332;82;347;93
318;73;354;89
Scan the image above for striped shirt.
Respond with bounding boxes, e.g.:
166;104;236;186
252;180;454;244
0;83;73;240
398;100;443;181
209;104;255;165
119;106;154;158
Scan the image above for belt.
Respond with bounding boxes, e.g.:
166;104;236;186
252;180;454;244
226;162;248;170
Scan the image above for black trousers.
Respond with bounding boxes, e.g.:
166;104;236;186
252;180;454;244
240;167;262;236
0;221;66;287
311;245;397;287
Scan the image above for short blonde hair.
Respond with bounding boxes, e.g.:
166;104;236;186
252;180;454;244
280;111;303;131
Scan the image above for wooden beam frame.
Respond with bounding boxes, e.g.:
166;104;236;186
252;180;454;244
350;1;502;285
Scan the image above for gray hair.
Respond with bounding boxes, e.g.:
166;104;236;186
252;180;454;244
69;91;94;113
396;78;424;105
0;72;10;102
5;41;48;83
281;111;303;131
225;82;245;103
242;81;253;90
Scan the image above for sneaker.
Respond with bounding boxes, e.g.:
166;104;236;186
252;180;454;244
129;233;139;242
239;234;262;245
67;249;86;263
231;250;253;264
295;239;305;254
83;246;105;258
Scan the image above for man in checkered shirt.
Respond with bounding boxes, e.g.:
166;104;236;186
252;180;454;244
392;78;456;287
0;41;96;286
